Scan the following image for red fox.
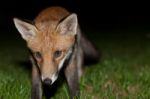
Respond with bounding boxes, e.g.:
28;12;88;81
13;6;100;99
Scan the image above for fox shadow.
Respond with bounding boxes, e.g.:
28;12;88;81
16;60;66;99
42;75;65;99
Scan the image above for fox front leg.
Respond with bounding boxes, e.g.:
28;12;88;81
64;61;80;99
31;64;42;99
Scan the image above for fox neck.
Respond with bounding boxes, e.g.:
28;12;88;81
61;42;77;70
58;47;73;70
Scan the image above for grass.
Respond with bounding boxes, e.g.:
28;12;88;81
1;27;150;99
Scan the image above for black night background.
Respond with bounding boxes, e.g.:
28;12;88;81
1;0;150;33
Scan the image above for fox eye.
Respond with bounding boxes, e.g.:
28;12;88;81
54;50;62;58
34;52;41;59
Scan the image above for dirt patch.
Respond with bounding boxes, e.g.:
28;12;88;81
102;80;140;98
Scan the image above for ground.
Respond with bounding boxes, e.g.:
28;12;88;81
0;26;150;99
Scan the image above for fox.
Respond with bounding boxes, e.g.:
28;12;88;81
13;6;100;99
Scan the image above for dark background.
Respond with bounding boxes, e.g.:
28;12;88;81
0;0;150;34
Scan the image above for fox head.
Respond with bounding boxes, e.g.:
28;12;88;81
13;14;78;85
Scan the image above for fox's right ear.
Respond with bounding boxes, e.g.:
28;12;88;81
13;18;37;41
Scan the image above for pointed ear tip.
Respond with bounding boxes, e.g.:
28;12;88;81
13;18;19;24
68;13;77;23
13;18;16;22
71;13;77;18
13;18;22;23
13;17;17;21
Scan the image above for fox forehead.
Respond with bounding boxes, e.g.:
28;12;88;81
28;31;75;52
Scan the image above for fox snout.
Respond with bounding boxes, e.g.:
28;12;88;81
43;78;52;85
41;70;59;85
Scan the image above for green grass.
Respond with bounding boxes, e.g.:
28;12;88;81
1;27;150;99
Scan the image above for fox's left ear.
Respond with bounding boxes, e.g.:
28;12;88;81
13;18;38;41
57;13;78;35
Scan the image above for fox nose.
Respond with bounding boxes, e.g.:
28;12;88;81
43;78;52;85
